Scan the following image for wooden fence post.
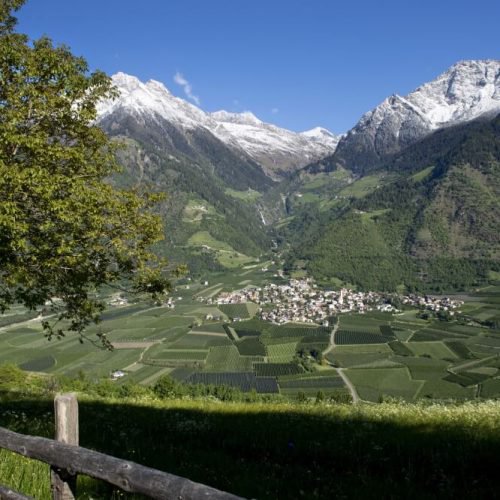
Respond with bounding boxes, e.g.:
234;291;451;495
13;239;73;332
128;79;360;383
51;393;78;500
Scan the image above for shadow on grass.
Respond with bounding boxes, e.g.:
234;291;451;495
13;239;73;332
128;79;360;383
1;394;500;499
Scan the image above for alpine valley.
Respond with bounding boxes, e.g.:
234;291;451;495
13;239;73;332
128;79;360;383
97;59;500;292
6;3;500;498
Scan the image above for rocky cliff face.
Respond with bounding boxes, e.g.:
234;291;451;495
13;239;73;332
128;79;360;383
331;60;500;173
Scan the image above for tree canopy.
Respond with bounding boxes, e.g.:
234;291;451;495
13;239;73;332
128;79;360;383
0;1;170;344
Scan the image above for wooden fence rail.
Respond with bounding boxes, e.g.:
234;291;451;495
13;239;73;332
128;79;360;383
0;485;33;500
0;394;244;500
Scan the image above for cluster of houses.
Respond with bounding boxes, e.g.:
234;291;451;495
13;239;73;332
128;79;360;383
256;280;390;324
203;278;464;326
401;294;463;313
108;294;176;309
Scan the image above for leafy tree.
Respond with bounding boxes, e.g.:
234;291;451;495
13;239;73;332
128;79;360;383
315;390;325;403
0;1;171;344
153;375;183;399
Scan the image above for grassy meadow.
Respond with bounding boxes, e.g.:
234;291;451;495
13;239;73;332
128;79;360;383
1;394;500;499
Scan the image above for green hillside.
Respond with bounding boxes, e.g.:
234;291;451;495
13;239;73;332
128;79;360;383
106;129;274;274
281;114;500;292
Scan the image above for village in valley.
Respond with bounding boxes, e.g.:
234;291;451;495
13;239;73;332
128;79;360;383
198;277;464;325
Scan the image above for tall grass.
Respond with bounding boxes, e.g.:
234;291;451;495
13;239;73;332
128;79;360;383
0;450;50;498
1;395;500;499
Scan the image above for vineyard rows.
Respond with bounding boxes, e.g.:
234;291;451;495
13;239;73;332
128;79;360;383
254;362;303;377
335;330;388;345
186;372;279;393
279;377;344;389
265;325;331;339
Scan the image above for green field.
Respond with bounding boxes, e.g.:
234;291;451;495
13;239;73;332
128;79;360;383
338;173;387;199
266;341;298;362
225;188;262;201
347;367;423;401
218;302;258;319
277;369;347;396
2;276;500;403
204;345;263;372
235;337;266;356
187;231;255;268
336;330;388;345
254;362;303;377
407;341;457;360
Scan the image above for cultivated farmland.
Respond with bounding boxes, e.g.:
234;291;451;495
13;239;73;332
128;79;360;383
2;274;500;402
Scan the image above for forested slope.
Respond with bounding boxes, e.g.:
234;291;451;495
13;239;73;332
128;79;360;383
282;114;500;291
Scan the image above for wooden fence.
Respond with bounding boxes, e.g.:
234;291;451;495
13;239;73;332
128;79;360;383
0;394;243;500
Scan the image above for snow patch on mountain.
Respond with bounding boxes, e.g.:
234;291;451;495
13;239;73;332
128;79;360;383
97;72;211;129
210;111;339;177
301;127;341;146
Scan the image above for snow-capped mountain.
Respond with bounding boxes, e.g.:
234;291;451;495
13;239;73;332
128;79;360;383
97;73;273;193
97;72;212;129
97;73;339;178
332;59;500;172
211;111;340;178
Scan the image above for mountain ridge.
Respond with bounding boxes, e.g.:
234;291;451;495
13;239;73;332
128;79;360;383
98;73;340;179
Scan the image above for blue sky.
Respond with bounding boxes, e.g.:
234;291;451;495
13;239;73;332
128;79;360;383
17;0;500;133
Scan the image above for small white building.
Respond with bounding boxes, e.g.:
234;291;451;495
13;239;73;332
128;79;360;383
111;370;125;380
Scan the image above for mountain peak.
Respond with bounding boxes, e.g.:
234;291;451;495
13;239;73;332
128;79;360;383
449;59;500;71
332;59;500;173
111;72;142;92
98;72;209;128
408;59;500;126
211;110;263;126
145;78;172;95
301;126;337;139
